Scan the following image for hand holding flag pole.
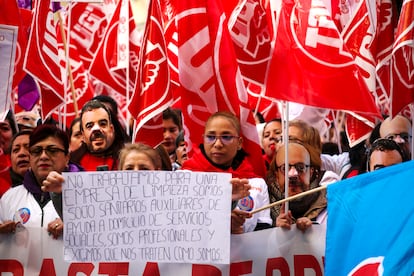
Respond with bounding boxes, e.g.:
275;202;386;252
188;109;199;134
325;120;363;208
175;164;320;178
249;185;326;215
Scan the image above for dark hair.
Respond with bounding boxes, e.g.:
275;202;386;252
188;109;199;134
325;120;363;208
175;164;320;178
367;138;405;171
322;142;340;155
253;110;265;123
67;117;81;138
154;144;173;171
162;108;182;131
5;110;18;136
175;130;185;149
29;124;69;154
9;129;33;153
368;122;382;145
92;95;118;117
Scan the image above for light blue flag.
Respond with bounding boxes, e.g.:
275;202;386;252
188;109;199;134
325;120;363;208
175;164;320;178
326;160;414;275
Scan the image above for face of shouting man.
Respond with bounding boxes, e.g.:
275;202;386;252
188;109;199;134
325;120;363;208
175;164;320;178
81;107;115;153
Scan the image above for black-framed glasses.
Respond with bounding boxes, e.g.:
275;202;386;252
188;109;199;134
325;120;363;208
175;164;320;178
277;163;310;174
384;133;412;143
29;146;66;157
203;135;239;145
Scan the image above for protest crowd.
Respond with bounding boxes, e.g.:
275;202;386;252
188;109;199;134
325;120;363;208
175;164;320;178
0;0;413;274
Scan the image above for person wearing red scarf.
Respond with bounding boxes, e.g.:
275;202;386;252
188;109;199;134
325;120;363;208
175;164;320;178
182;111;272;234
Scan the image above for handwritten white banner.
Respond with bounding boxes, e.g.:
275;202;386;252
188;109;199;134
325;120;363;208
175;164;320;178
62;170;232;264
0;24;17;114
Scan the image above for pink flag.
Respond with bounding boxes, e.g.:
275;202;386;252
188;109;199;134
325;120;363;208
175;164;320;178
266;0;380;117
177;0;266;177
89;0;140;96
129;0;173;147
23;0;64;119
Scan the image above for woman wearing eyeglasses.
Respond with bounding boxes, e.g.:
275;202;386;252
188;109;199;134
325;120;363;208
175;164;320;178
181;111;272;234
0;124;82;238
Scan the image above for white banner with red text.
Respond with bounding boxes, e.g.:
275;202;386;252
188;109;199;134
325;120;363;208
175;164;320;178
0;224;325;275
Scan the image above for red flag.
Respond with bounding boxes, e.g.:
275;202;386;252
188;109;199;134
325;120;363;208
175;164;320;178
129;0;173;147
67;3;110;70
266;0;380;117
247;82;280;121
23;0;64;119
89;0;140;96
339;0;385;146
382;0;414;116
177;0;266;177
159;1;179;88
0;0;30;89
228;0;272;87
54;12;95;126
345;113;376;147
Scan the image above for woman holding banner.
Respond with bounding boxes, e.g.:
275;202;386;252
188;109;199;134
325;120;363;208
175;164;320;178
181;111;272;234
0;124;82;239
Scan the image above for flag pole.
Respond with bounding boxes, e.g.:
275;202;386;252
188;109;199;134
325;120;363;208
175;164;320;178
282;101;289;214
57;6;79;118
250;185;326;215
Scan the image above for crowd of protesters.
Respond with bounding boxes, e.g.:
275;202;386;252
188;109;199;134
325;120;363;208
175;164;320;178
0;96;412;238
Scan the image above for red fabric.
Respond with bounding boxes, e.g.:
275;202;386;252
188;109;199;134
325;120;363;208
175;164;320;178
129;0;173;146
79;152;116;172
0;154;11;197
66;3;110;70
228;0;272;88
0;0;29;89
89;0;140;97
247;82;280;120
0;154;11;171
345;114;375;148
383;0;414;116
24;0;64;119
54;13;95;127
262;154;272;170
371;0;399;116
160;1;179;88
265;0;380;117
0;176;11;197
344;169;359;179
176;0;266;178
182;148;259;179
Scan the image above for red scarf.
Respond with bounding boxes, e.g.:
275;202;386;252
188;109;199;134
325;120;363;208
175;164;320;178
182;148;259;179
